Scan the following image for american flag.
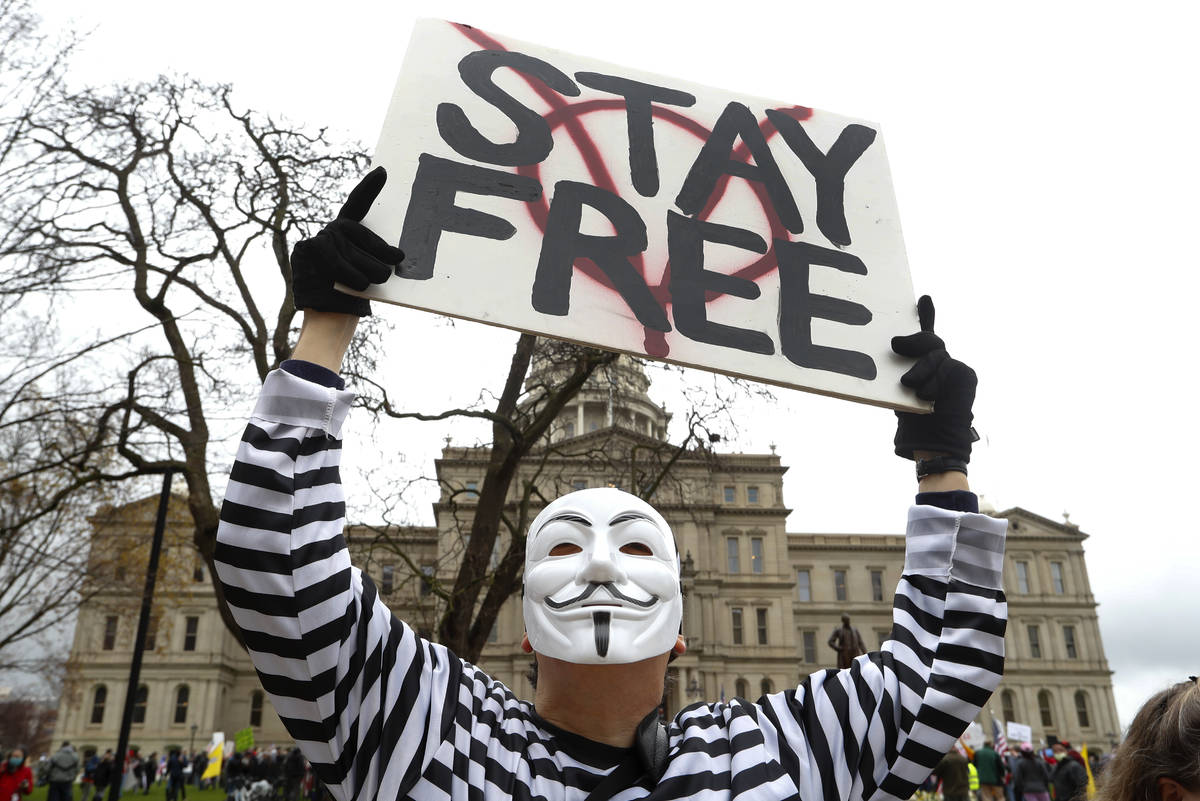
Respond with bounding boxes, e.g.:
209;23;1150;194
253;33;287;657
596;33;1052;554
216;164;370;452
993;715;1008;754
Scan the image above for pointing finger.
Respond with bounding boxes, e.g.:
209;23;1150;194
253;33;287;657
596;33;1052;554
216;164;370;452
337;166;388;222
917;295;935;333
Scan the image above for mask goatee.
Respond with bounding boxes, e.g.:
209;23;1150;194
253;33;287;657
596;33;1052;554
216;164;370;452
592;611;611;658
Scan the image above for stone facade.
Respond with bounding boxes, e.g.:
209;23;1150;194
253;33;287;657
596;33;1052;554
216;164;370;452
55;358;1121;754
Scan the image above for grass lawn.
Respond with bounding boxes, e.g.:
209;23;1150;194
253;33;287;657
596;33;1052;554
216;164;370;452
26;785;227;801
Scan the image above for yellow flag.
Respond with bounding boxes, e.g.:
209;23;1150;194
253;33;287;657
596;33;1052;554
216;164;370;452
201;739;223;780
1081;744;1096;797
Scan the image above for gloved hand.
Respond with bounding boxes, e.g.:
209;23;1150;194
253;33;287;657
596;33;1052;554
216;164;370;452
290;166;403;316
891;295;978;461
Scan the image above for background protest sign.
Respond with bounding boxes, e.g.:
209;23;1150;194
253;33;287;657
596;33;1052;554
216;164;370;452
1007;721;1033;745
360;19;927;410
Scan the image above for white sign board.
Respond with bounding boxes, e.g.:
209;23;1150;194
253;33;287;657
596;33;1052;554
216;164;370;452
961;721;985;750
362;19;926;410
1007;721;1033;745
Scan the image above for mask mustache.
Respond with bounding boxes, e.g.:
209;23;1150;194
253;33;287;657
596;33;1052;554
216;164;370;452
544;581;658;609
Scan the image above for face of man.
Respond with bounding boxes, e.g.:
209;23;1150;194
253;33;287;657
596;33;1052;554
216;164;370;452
523;488;682;664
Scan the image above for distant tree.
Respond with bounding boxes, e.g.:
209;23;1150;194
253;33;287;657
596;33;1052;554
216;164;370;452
0;697;57;756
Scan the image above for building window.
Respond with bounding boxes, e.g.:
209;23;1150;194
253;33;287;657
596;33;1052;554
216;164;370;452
132;685;148;725
756;608;768;645
726;538;740;573
565;422;575;437
487;623;499;644
144;616;158;652
723;486;736;504
193;560;205;583
1001;689;1017;722
250;690;263;727
1015;561;1030;594
1050;561;1065;594
420;565;435;596
571;479;587;491
173;685;190;725
1038;689;1054;728
747;486;759;504
801;631;817;663
90;685;107;725
103;616;118;650
796;570;811;601
870;570;884;602
465;481;479;499
876;629;890;648
1075;690;1091;728
1028;625;1041;658
589;422;598;432
731;608;743;645
735;678;749;699
115;565;127;582
750;538;764;574
381;565;394;596
760;677;773;695
834;570;848;602
183;616;199;652
1063;625;1078;659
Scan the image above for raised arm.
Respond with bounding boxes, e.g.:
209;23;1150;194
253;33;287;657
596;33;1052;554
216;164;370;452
749;297;1007;799
214;171;460;801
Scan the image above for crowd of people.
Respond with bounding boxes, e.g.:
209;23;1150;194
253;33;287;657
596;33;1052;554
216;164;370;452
0;743;328;801
925;739;1097;801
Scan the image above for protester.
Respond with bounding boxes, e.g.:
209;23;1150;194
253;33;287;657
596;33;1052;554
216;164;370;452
165;750;187;801
1013;744;1052;801
1050;741;1088;801
933;750;972;801
78;751;98;801
0;748;34;801
92;751;114;800
212;170;1009;800
283;749;305;801
46;741;79;801
975;740;1007;801
1094;677;1200;801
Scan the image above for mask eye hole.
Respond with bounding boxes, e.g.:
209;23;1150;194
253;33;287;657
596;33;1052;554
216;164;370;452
549;543;582;556
619;542;653;556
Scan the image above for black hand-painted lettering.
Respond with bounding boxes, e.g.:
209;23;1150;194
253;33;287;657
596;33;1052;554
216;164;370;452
532;181;670;332
776;239;876;379
765;110;876;247
398;154;542;280
574;72;696;198
666;211;774;354
437;50;580;166
675;101;804;234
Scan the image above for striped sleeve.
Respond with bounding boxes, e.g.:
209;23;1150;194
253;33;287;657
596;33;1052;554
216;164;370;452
213;369;460;801
754;505;1007;801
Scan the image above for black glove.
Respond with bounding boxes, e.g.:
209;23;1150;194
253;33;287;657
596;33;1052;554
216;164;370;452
290;166;403;316
892;295;978;461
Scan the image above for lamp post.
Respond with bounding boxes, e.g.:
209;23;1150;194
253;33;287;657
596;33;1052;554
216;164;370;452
189;724;198;756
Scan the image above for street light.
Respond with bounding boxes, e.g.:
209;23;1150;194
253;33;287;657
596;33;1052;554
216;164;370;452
189;724;198;755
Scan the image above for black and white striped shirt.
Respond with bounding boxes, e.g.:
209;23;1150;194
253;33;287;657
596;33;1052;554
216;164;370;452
215;368;1008;801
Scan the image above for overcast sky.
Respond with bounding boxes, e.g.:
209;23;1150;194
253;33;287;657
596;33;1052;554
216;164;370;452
35;0;1200;731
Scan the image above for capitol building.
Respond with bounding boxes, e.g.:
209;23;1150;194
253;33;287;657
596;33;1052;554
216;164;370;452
54;355;1121;756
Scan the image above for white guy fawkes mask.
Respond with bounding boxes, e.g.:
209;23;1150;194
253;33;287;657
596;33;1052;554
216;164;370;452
523;488;682;665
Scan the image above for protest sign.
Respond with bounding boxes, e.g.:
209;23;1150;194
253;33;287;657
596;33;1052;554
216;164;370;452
234;727;255;752
202;733;224;780
1007;721;1033;745
362;20;927;410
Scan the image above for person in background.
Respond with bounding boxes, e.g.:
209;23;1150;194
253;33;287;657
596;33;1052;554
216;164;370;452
975;740;1007;801
165;750;187;801
1094;677;1200;801
933;750;972;801
0;748;34;801
1012;744;1051;801
1050;742;1088;801
46;741;79;801
78;750;98;801
91;751;114;801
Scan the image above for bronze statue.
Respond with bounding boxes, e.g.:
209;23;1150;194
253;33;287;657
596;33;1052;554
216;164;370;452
828;613;867;669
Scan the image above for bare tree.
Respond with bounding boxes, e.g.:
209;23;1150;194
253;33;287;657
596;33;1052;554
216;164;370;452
0;4;765;671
